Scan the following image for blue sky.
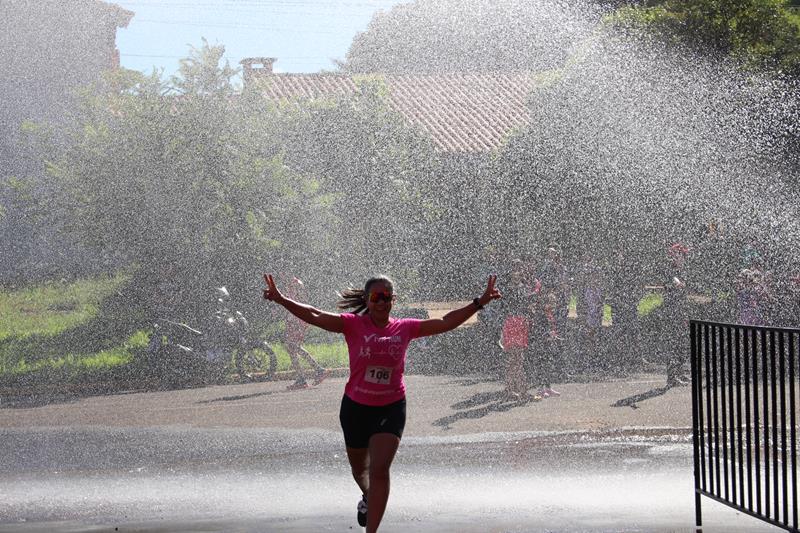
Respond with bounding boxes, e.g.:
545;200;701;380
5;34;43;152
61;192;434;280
114;0;408;76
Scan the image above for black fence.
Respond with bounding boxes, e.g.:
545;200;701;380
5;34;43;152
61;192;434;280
691;320;800;532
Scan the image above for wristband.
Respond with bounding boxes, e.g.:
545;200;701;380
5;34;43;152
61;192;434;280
473;297;484;310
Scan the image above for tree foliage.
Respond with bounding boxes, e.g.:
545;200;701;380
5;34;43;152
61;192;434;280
493;34;800;275
343;0;605;73
36;42;321;317
606;0;800;75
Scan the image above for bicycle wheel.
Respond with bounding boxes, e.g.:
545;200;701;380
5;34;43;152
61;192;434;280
235;340;277;381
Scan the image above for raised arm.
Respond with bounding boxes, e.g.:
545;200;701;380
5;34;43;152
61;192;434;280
262;274;344;333
417;275;501;337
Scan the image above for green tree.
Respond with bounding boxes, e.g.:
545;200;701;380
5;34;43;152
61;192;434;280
171;37;239;96
39;42;318;319
606;0;800;75
491;28;800;275
343;0;604;73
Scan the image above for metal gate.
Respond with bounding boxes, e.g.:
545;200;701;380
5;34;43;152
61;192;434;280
691;320;800;531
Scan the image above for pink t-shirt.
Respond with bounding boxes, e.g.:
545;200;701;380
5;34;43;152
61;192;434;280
341;313;423;406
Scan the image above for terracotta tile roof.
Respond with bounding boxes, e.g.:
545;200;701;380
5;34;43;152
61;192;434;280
256;72;538;153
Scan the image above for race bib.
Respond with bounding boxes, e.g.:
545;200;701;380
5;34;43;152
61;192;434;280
365;366;392;385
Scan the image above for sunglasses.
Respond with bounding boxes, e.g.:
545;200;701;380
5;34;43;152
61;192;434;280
368;291;395;303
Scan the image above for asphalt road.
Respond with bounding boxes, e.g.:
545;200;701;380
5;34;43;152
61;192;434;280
0;374;779;532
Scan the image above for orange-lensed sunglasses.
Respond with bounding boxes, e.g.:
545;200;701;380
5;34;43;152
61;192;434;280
368;292;395;303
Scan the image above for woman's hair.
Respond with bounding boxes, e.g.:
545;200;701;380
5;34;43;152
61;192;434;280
337;275;395;315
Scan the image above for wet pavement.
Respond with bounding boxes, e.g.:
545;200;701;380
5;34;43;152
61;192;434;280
0;374;779;532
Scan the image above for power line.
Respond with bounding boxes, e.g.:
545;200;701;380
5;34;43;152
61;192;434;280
118;0;403;11
126;8;394;18
120;1;402;6
121;53;328;59
130;18;343;33
118;5;399;20
116;1;408;32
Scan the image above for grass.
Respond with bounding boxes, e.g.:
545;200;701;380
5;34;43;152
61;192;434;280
0;273;350;380
568;295;619;324
4;330;149;377
267;342;348;372
638;292;664;316
0;273;136;376
0;274;127;342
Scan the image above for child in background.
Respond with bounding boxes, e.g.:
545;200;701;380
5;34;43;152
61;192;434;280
499;260;535;401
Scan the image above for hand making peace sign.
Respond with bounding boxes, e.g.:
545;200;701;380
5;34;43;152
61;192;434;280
262;273;283;302
478;274;502;306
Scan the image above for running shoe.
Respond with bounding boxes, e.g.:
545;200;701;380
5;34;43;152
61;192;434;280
545;387;561;397
502;390;521;402
357;494;368;527
537;388;550;399
286;380;310;391
312;370;329;386
519;391;537;402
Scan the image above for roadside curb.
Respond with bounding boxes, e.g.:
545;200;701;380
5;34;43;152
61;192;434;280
0;367;352;401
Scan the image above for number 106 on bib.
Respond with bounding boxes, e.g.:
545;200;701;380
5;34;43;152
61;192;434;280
365;366;392;384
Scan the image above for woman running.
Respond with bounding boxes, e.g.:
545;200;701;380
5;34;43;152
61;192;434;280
263;273;500;532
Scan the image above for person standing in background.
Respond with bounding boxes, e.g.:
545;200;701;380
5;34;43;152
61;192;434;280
500;259;535;401
283;275;329;390
606;247;644;375
532;287;563;399
661;243;691;388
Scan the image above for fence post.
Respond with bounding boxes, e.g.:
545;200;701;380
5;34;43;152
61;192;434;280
691;320;703;530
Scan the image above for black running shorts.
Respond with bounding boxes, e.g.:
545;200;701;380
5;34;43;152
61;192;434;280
339;394;407;449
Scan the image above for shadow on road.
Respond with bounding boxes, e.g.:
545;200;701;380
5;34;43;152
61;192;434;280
0;386;146;409
611;385;672;409
196;390;279;404
433;389;537;430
